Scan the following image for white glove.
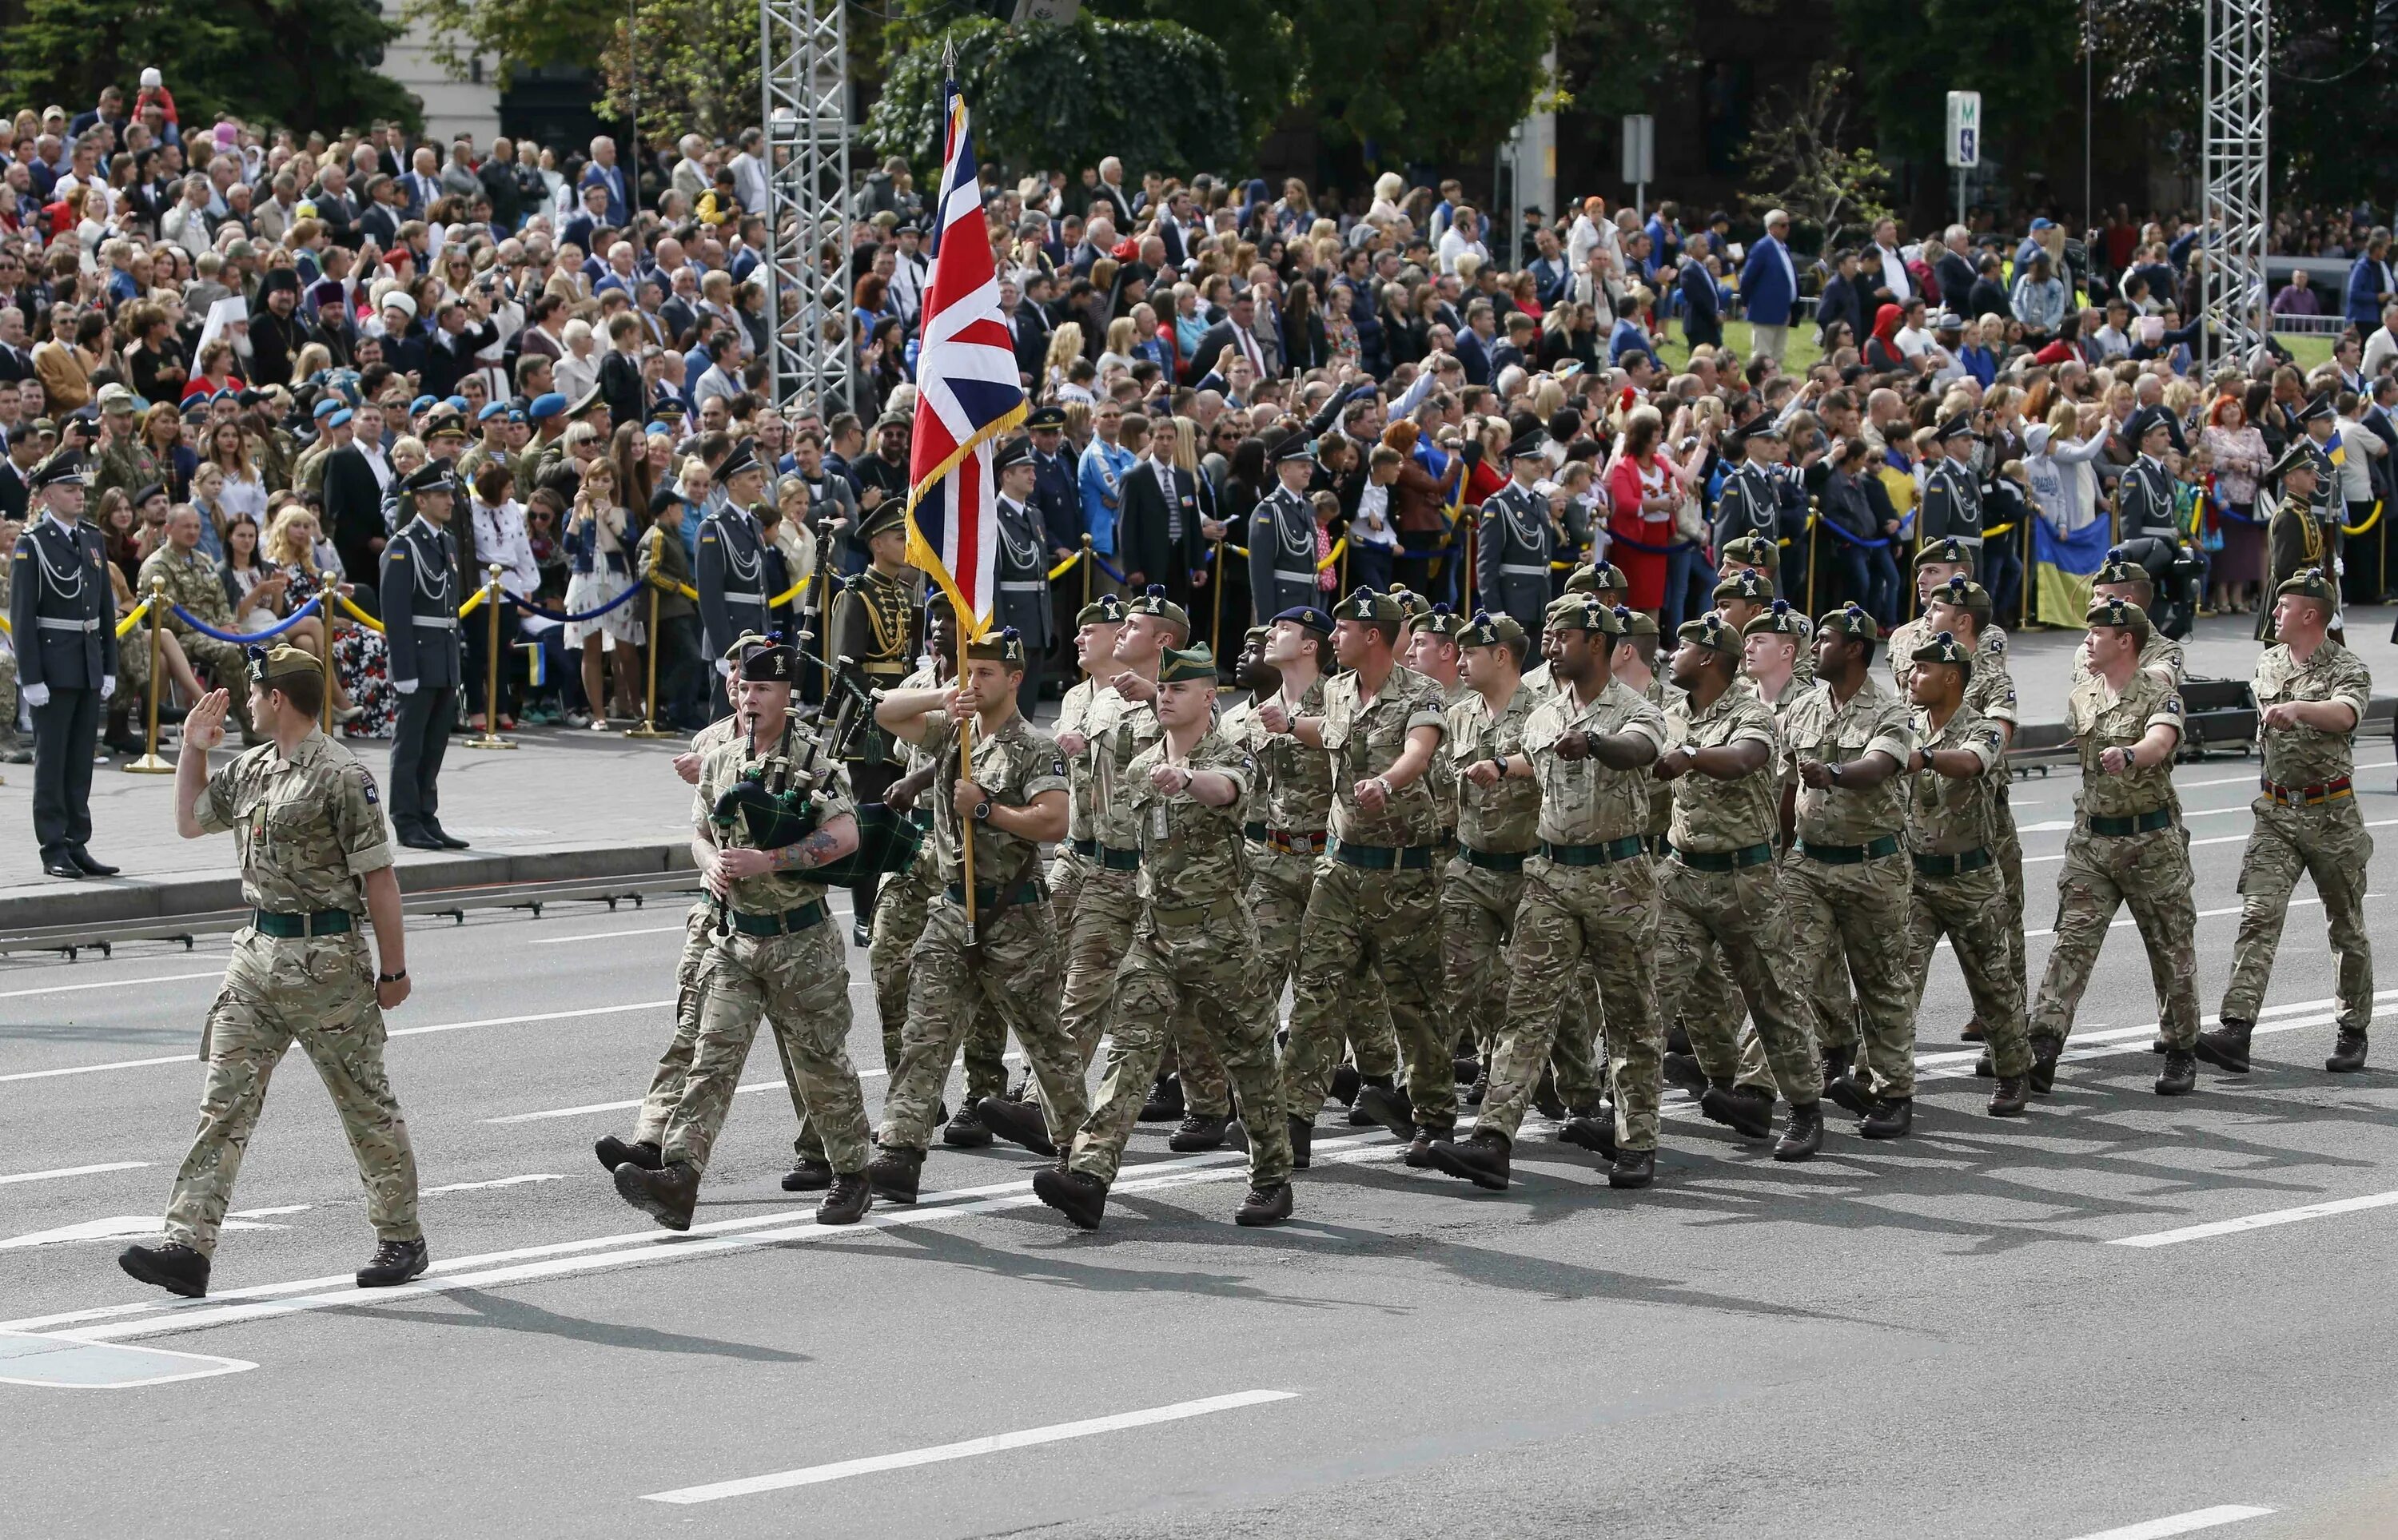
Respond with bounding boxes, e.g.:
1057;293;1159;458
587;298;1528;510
21;682;47;708
99;675;114;702
394;678;418;695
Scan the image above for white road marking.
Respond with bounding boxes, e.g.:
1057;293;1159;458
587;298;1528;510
0;1216;281;1251
640;1390;1300;1504
2058;1505;2273;1540
528;925;687;945
482;1053;1022;1123
2111;1190;2398;1248
226;1206;309;1219
0;971;221;1001
0;1054;194;1086
0;1330;256;1391
423;1174;568;1195
0;1161;147;1187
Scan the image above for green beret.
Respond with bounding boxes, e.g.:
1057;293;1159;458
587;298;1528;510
246;643;323;685
1076;592;1129;627
2093;555;2152;588
2085;595;2152;640
965;626;1030;664
1924;573;1994;624
1817;601;1879;642
1458;612;1529;650
1384;584;1432;623
1242;623;1271;646
1718;534;1780;571
1414;603;1466;639
1740;598;1808;638
1615;607;1660;638
1677;611;1743;657
1913;536;1972;571
1563;559;1631;595
1712;569;1775;607
1157;644;1217;684
1332;587;1404;625
1551;597;1625;636
1125;583;1189;632
1911;630;1974;678
2276;566;2336;603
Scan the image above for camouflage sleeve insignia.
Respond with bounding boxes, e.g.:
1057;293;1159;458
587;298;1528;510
2164;695;2183;714
1988;635;2005;653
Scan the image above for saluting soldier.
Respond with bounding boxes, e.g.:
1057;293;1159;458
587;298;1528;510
380;460;468;853
1033;643;1296;1231
118;647;424;1299
695;440;775;708
1249;433;1324;624
1476;425;1556;635
2028;598;2202;1097
2198;569;2374;1076
2256;437;2339;643
1917;414;1984;572
992;435;1055;710
10;448;118;878
828;495;922;941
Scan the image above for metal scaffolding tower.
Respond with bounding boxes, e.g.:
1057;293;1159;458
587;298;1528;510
758;0;853;415
2198;0;2269;374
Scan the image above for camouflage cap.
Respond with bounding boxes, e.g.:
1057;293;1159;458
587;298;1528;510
1925;572;1994;623
1456;612;1529;650
1550;596;1624;636
1332;586;1404;625
1677;611;1743;657
1718;533;1780;571
245;643;322;685
1125;583;1190;632
1075;592;1129;628
2276;566;2336;603
1817;600;1880;641
965;625;1030;664
1740;597;1808;638
1712;569;1775;607
1911;630;1974;677
1563;559;1631;595
1913;535;1972;571
1157;644;1217;684
2085;595;2153;640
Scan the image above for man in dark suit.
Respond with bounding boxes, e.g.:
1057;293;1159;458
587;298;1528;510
10;450;118;878
360;177;406;251
0;305;35;385
0;424;38;519
319;409;387;591
1814;249;1868;349
1934;232;1979;316
1118;420;1207;615
1678;234;1723;351
380;462;467;850
1193;292;1269;384
1004;274;1049;386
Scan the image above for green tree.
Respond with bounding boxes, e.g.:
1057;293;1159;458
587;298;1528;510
1833;0;2081;178
1742;63;1891;249
402;0;616;85
596;0;763;144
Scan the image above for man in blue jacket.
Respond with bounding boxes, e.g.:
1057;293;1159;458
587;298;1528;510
2345;232;2392;328
1739;209;1799;364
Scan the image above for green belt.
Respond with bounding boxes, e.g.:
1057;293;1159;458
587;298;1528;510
249;909;354;938
1329;839;1438;872
1456;845;1528;873
1911;847;1994;877
729;901;828;937
1540;836;1647;867
946;881;1046;908
1070;838;1141;871
2086;808;2175;838
1797;833;1903;866
1242;821;1269;842
1667;842;1776;873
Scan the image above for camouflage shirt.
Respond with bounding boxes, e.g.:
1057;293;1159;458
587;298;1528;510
1085;682;1162;852
1320;662;1449;847
693;720;856;913
92;436;161;505
1225;674;1332;836
1448;682;1545;854
1055;673;1119;843
1125;728;1255;913
1889;618;2012;694
2254;639;2372;787
1907;703;2009;855
1429;677;1470;835
193;728;392;914
138;543;237;635
2065;667;2185;820
1643;674;1683;838
926;710;1069;889
1217;696;1262;827
1524;678;1668;846
1666;683;1782;854
1783;674;1915;845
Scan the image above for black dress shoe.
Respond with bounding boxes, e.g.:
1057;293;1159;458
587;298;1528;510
594;1135;663;1174
977;1095;1058;1156
427;824;470;850
42;854;84;879
357;1236;431;1287
119;1240;210;1298
396;827;444;851
70;846;119;877
1032;1165;1107;1229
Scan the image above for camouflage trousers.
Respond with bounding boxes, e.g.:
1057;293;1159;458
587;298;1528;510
664;917;871;1177
1904;862;2031;1079
1070;906;1292;1188
1655;856;1821;1105
1253;842;1398;1087
1058;862;1141;1066
1476;854;1662;1148
166;930;418;1259
1281;861;1448;1129
2221;798;2376;1032
1048;846;1090;933
1993;793;2027;1008
632;903;815;1156
1785;848;1918;1098
2030;825;2201;1049
1440;856;1523;1060
881;894;1085;1154
873;858;1009;1104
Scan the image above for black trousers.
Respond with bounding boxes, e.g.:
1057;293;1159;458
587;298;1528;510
658;614;705;730
30;685;99;856
389;686;456;835
847;758;900;922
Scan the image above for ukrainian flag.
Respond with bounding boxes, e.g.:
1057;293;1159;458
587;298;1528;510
2033;513;2113;626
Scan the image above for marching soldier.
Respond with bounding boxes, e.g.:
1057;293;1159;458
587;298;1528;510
612;636;875;1230
1249;435;1323;623
1050;592;1129;949
993;436;1055;709
380;460;468;853
828;495;922;943
1918;415;1984;572
1781;604;1919;1137
1918;575;2028;1049
695;440;775;712
1715;568;1813;690
118;647;424;1298
2027;598;2201;1096
138;504;260;745
2081;556;2185;686
1740;597;1810;712
1427;597;1667;1192
10;449;118;878
2256;437;2339;643
1476;426;1556;635
1886;537;2002;682
2198;569;2373;1076
1436;613;1542;1106
1899;631;2034;1116
1032;643;1296;1231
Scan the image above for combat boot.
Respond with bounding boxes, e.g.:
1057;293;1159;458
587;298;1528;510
1661;1052;1709;1098
615;1162;699;1231
1987;1076;2030;1118
1032;1166;1107;1229
1858;1096;1913;1140
1608;1148;1656;1190
1354;1081;1415;1140
2027;1035;2062;1094
942;1100;994;1148
866;1144;923;1204
1974;1049;1996;1078
1402;1124;1443;1168
1168;1114;1228;1153
780;1159;834;1192
1772;1100;1824;1163
118;1240;209;1299
1699;1081;1775;1140
357;1236;429;1287
1139;1073;1185;1123
1960;1019;1986;1043
1820;1041;1854;1088
2154;1047;2197;1096
1287;1113;1312;1169
1532;1071;1566;1121
977;1095;1058;1156
1823;1055;1874;1118
1233;1182;1293;1227
2328;1028;2370;1073
2195;1018;2253;1074
1452;1052;1481;1085
815;1171;872;1225
1348;1073;1396;1126
1559;1113;1616;1160
1328;1062;1363;1107
1467;1068;1489;1106
1424;1128;1512;1191
594;1135;663;1173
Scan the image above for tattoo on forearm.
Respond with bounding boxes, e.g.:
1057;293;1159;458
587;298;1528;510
770;829;842;870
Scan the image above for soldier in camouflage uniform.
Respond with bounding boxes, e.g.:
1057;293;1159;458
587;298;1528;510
1886;537;2006;678
90;386;161;504
868;628;1082;1201
119;647;424;1299
1653;611;1826;1161
1435;612;1540;1099
138;505;259;741
1049;592;1128;972
2198;569;2374;1076
2076;557;2186;689
1717;569;1813;690
2028;598;2202;1096
1428;597;1669;1192
1900;631;2034;1116
1918;576;2024;1043
1782;604;1920;1136
1034;644;1295;1230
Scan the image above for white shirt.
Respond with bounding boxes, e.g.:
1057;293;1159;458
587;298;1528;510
473;497;540;594
1436;227;1489;277
1874;244;1912;304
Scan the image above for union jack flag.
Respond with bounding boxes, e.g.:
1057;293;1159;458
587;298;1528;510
902;79;1025;639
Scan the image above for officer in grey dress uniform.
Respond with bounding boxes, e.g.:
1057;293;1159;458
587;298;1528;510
380;461;468;852
695;439;773;712
1918;415;1985;574
993;434;1055;709
1249;433;1324;625
1476;425;1557;635
9;450;118;879
1711;421;1779;548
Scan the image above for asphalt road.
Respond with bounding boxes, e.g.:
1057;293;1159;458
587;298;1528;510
4;746;2397;1540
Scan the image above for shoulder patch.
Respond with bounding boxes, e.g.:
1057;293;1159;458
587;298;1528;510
1988;635;2006;654
388;548;408;560
1052;756;1067;778
360;774;380;806
2164;695;2183;714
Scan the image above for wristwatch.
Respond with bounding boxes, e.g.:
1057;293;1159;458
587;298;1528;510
1827;762;1844;786
377;969;408;984
1487;753;1508;777
971;799;993;822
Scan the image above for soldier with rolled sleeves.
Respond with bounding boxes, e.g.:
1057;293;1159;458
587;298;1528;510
1782;603;1921;1139
1887;536;2006;681
380;460;467;852
2198;568;2375;1076
1918;576;2027;1051
1249;433;1323;624
1651;611;1827;1160
2028;597;2202;1097
1050;591;1129;946
2077;555;2185;688
1900;631;2034;1117
1476;425;1556;635
10;449;119;878
694;439;774;710
118;647;424;1299
1033;643;1296;1232
1716;567;1814;690
1918;413;1985;573
1428;597;1668;1192
991;434;1054;710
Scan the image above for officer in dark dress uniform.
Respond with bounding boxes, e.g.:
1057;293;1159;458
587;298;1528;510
1476;426;1557;635
695;440;772;714
1027;406;1085;682
993;435;1054;709
380;462;468;852
10;450;118;878
1711;422;1779;547
1918;415;1985;575
1249;434;1323;625
829;496;922;944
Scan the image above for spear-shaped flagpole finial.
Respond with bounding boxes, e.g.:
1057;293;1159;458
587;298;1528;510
942;38;957;75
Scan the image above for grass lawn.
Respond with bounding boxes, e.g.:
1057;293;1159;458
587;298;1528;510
1651;320;2332;378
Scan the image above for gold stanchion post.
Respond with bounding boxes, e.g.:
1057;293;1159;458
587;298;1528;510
123;578;171;773
626;585;668;738
1806;503;1819;617
463;564;516;750
1208;536;1225;679
1079;534;1093;607
1463;509;1478;619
